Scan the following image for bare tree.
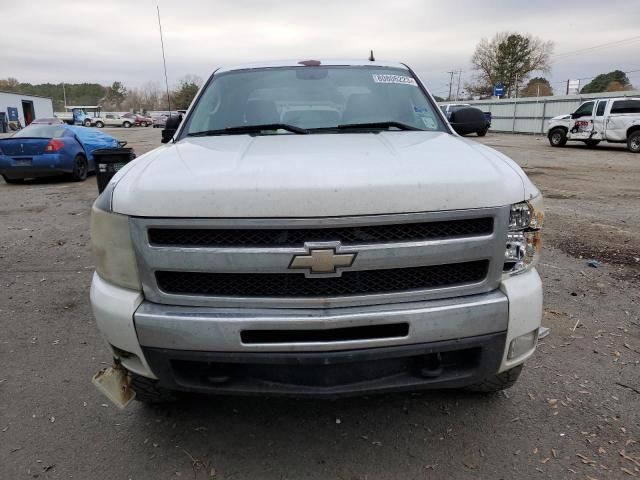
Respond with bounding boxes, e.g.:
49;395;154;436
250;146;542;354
140;81;163;111
468;32;553;97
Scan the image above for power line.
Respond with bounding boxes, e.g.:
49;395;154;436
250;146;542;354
550;35;640;63
550;66;640;86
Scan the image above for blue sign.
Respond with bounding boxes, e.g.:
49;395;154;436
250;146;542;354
7;107;19;121
493;84;504;97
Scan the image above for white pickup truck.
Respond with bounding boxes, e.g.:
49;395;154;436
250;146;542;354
547;97;640;152
92;113;133;129
90;59;543;404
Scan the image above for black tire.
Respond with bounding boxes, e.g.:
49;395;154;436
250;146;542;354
123;121;132;128
2;175;24;184
70;155;88;181
584;140;600;148
465;364;523;393
130;372;176;403
95;121;104;128
628;131;640;153
477;127;488;137
548;128;567;147
83;119;92;127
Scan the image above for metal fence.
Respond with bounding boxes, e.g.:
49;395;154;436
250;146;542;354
438;90;640;134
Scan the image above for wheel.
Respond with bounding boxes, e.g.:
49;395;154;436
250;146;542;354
2;175;24;184
95;121;104;128
548;128;567;147
466;364;523;392
83;119;92;127
123;121;132;128
477;127;488;137
628;131;640;153
130;372;176;403
145;122;151;127
583;140;600;148
70;155;88;181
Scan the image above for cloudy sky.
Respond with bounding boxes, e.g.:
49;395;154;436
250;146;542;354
2;0;639;96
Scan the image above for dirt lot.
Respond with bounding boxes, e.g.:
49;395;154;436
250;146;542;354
1;128;639;479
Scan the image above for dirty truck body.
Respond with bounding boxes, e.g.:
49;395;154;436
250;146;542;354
90;60;544;401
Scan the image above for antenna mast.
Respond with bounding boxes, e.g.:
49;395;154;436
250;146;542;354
157;5;172;113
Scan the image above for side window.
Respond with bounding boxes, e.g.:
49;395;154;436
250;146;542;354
611;100;640;114
596;101;607;116
573;101;594;118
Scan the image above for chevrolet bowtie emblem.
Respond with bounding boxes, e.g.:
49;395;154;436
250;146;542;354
289;248;356;275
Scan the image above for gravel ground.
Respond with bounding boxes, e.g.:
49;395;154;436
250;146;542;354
0;128;638;479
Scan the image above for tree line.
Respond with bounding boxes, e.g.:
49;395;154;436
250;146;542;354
0;75;203;112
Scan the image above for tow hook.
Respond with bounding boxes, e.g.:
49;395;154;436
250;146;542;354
92;362;136;409
420;353;444;378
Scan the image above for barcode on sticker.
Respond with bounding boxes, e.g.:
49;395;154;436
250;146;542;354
372;74;417;86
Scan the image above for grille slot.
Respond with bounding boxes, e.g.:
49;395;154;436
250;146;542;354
148;218;493;247
155;260;489;298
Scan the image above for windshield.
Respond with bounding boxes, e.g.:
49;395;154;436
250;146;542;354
12;124;66;138
184;66;445;135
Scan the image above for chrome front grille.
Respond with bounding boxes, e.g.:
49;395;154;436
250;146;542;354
130;207;510;309
147;217;494;247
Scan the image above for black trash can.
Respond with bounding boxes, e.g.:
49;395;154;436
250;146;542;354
93;148;136;194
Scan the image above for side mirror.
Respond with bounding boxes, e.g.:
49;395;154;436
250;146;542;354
449;107;486;136
570;112;580;119
161;114;183;144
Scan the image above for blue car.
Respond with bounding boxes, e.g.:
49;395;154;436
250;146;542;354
0;123;119;183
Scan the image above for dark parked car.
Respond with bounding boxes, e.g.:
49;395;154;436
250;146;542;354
440;104;491;136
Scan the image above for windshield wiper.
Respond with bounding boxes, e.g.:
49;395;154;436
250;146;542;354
335;121;423;131
188;124;308;136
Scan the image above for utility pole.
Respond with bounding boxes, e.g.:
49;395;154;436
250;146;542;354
62;82;67;109
514;72;519;99
455;70;462;101
447;71;455;101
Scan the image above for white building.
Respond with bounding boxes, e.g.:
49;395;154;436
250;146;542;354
0;90;54;132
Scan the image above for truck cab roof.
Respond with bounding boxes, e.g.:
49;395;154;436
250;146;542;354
215;59;409;74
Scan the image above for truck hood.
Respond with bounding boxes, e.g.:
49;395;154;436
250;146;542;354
111;131;534;217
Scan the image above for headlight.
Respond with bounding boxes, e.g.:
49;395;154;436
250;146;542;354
90;204;141;290
504;195;543;275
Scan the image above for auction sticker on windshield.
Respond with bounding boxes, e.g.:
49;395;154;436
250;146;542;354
372;74;418;86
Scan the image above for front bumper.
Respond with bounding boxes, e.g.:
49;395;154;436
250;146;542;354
142;333;506;398
90;269;542;396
